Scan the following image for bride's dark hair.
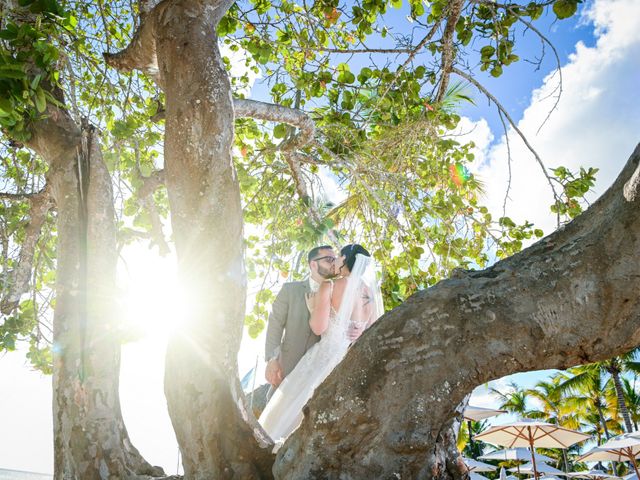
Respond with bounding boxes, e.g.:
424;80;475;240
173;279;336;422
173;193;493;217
340;244;370;271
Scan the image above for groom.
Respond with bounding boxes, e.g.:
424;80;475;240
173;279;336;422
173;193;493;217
264;245;337;390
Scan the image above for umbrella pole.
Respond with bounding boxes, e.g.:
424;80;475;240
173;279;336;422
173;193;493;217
627;449;640;479
528;427;539;480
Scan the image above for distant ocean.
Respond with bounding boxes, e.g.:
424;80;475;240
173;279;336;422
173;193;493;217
0;469;52;479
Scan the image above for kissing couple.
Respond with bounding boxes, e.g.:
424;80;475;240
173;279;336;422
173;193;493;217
259;243;383;448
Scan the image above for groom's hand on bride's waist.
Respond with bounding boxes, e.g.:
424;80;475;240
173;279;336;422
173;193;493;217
265;358;283;386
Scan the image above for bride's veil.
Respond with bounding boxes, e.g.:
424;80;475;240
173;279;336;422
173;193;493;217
335;253;384;333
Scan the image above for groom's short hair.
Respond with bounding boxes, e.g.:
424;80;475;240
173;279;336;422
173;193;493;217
308;245;333;263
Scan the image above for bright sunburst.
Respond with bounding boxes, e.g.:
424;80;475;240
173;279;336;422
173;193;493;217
121;246;184;340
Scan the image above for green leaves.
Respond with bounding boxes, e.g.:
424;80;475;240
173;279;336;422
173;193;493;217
0;11;65;139
336;63;355;84
551;165;599;220
553;0;582;19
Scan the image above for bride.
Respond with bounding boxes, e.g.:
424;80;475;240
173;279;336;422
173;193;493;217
259;243;383;445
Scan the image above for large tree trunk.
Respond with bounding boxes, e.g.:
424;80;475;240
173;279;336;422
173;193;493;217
27;107;162;479
108;1;274;478
276;144;640;479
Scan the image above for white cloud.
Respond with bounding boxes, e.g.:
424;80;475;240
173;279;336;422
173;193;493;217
474;0;640;235
450;116;494;171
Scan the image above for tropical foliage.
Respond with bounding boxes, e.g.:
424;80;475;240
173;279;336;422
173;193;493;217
0;0;596;368
465;348;640;477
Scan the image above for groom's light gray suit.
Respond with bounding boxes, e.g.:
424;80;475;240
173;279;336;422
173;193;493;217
265;279;321;380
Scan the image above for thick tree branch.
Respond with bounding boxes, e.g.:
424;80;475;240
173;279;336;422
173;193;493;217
104;0;235;84
1;184;54;314
151;98;316;151
276;143;640;479
233;98;315;151
102;0;164;82
0;188;47;200
435;0;465;104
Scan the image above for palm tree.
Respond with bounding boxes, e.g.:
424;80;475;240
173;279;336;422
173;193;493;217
458;420;489;459
558;365;623;442
526;375;583;471
622;376;640;431
560;350;640;434
491;382;530;418
604;349;640;432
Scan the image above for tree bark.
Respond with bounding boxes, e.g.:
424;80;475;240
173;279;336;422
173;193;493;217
276;144;640;479
27;107;162;479
596;400;611;440
112;1;274;477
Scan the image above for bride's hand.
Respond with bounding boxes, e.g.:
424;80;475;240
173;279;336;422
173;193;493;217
305;292;316;312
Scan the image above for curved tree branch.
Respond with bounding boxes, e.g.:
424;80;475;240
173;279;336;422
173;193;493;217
0;188;48;200
102;0;166;84
276;144;640;479
435;0;465;104
233;98;315;151
1;184;54;314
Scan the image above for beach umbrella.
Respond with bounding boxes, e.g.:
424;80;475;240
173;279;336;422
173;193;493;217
480;447;555;464
499;467;508;480
475;420;590;479
565;469;621;479
463;405;507;456
465;405;508;421
470;473;491;480
509;462;568;476
499;467;519;480
464;458;497;472
578;433;640;479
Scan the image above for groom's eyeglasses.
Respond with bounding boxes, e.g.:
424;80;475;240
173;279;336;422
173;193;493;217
313;255;336;263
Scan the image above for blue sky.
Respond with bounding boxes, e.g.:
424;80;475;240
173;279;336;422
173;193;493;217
2;0;640;475
459;9;597;134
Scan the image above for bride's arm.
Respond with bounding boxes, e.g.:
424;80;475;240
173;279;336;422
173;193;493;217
364;285;377;329
309;280;332;335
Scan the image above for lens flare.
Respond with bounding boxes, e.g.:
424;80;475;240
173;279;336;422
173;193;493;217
449;163;471;187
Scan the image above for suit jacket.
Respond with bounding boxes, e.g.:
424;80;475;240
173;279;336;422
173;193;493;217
265;280;321;378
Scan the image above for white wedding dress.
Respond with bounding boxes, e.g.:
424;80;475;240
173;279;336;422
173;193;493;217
259;254;383;446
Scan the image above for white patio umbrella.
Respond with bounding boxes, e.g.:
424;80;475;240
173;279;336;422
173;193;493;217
474;420;590;479
578;433;640;479
470;473;491;480
565;469;621;479
465;405;508;421
464;458;497;472
480;447;555;464
498;466;519;480
509;462;568;476
464;405;507;455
